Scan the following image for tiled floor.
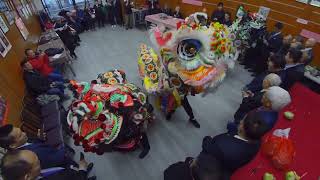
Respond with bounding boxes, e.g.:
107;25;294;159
65;26;252;180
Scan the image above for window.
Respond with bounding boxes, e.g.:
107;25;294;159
42;0;94;17
296;0;320;7
310;0;320;7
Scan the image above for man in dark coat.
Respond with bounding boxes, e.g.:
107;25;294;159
0;150;96;180
301;38;316;65
201;111;269;179
282;48;305;90
211;2;225;24
244;54;286;94
20;59;66;99
252;22;284;74
164;153;223;180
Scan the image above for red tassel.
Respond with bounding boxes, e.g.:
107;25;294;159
79;136;84;141
100;124;107;130
94;139;101;144
91;147;97;153
177;21;182;30
96;149;104;155
73;134;79;139
98;114;106;122
82;139;88;145
192;24;197;30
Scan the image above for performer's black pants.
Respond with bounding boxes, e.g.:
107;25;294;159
182;95;195;119
167;95;195;120
140;132;150;150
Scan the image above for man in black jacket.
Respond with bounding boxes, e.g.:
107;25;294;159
211;2;225;24
20;60;66;98
301;38;316;65
201;112;269;178
264;22;284;53
277;35;293;56
255;22;284;74
0;150;96;180
244;54;286;94
282;48;304;90
164;154;223;180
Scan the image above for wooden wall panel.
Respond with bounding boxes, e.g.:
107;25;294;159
159;0;320;67
0;13;42;126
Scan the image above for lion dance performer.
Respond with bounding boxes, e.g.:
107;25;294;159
67;69;154;158
138;13;239;128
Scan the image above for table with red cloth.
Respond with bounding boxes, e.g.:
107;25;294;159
232;83;320;180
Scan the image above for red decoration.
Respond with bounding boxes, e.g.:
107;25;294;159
192;24;198;30
100;123;107;129
82;139;89;145
155;31;173;46
96;148;104;155
98;114;106;122
220;46;226;53
177;21;182;29
94;139;101;144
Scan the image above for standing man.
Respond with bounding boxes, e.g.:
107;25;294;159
94;1;104;28
264;22;284;53
172;6;182;19
301;38;316;65
256;22;284;74
211;2;225;24
282;48;304;90
148;0;159;15
124;0;134;30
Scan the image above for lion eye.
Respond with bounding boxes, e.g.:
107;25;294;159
177;39;202;61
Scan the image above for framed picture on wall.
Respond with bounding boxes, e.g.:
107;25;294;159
0;96;8;125
0;41;5;56
310;0;320;7
236;5;246;18
296;0;310;3
0;15;9;33
0;29;12;57
0;1;9;12
4;11;14;25
15;17;29;40
258;6;270;20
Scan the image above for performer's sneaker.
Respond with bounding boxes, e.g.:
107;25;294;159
189;119;200;128
165;114;172;121
139;148;150;159
88;176;97;180
87;163;94;173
